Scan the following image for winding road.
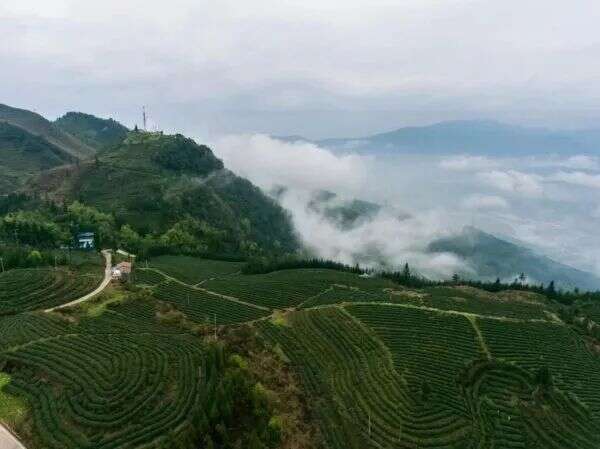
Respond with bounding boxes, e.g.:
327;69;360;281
0;424;26;449
44;249;112;312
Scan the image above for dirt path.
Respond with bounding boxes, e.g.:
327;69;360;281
45;250;112;312
0;424;26;449
139;267;270;312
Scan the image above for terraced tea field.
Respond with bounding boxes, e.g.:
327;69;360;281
203;269;394;309
0;300;210;449
2;254;600;449
0;265;103;315
144;255;245;284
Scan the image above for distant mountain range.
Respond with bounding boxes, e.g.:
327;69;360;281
276;120;600;155
428;226;600;291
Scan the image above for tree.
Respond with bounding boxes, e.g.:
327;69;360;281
27;250;43;266
118;224;142;254
402;263;411;279
452;273;460;284
546;280;556;297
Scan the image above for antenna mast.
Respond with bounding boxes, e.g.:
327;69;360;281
142;106;147;131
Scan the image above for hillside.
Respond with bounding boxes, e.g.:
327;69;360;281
0;103;96;159
30;130;298;255
0;122;74;194
3;254;600;449
54;111;129;149
429;226;600;290
279;120;600;155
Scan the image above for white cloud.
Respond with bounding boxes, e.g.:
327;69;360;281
439;155;499;171
477;170;544;197
561;155;599;170
211;134;369;194
551;171;600;189
461;194;509;210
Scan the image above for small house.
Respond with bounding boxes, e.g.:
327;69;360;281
111;261;132;280
77;232;95;250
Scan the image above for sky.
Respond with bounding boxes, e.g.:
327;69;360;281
3;1;600;280
2;0;600;138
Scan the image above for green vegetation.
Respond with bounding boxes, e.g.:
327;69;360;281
62;131;298;255
0;103;96;159
204;269;393;310
146;255;245;284
2;253;600;448
0;372;26;427
153;279;270;325
0;122;73;194
0;268;102;315
54;112;129;150
0;283;299;449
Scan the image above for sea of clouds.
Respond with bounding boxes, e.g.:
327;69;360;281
211;134;600;279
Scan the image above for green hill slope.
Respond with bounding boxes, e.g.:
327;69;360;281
44;130;298;254
54;111;129;149
2;254;600;449
0;122;74;194
0;103;96;159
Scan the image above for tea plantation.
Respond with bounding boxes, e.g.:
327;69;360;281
2;254;600;448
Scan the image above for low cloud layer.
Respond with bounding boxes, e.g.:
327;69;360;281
212;135;600;279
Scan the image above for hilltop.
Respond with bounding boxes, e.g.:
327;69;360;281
0;103;96;159
54;111;129;150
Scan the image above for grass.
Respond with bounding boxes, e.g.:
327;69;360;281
0;373;27;427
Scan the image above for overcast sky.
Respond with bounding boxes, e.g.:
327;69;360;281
2;0;600;138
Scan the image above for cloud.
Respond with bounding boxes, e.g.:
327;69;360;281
561;155;599;170
477;170;544;197
551;171;600;189
439;155;499;171
461;194;509;210
211;133;600;279
211;134;469;277
4;1;600;136
280;190;469;278
211;134;370;194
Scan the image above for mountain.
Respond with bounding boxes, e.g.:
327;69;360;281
307;190;381;229
0;103;97;159
429;226;600;291
0;122;75;194
54;112;129;150
278;120;600;155
31;129;298;254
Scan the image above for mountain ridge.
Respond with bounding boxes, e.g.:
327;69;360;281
276;119;600;155
0;103;97;159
